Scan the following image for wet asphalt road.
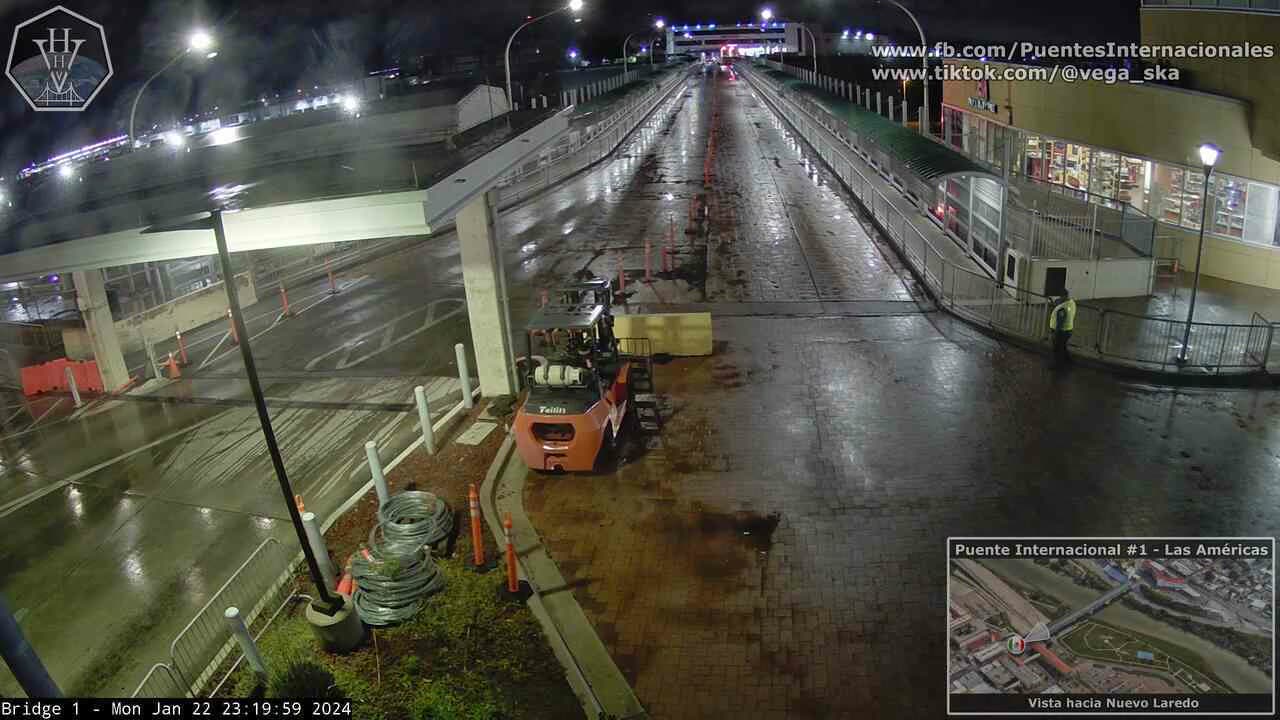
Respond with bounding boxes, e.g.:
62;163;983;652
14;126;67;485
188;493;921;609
3;62;1278;711
520;66;1280;719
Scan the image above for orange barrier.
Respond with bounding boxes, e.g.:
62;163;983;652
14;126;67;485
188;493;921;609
326;258;337;294
280;285;292;317
20;358;104;396
469;484;485;567
176;331;189;365
227;309;239;345
294;494;305;514
504;512;518;593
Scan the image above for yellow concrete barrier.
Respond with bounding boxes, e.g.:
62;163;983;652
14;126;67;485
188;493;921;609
614;312;713;356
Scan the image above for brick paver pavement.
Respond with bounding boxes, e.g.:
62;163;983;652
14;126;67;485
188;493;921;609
520;68;1280;719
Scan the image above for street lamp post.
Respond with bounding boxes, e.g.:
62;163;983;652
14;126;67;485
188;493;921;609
651;19;665;69
142;211;345;618
760;8;816;76
1176;143;1222;367
129;29;216;147
505;0;584;112
879;0;929;136
622;32;638;83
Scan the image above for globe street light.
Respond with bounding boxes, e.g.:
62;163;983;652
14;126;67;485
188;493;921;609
651;18;666;68
1176;142;1222;366
505;0;585;111
760;8;816;75
129;29;217;147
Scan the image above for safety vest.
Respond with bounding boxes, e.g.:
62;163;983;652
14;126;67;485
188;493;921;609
1049;298;1077;332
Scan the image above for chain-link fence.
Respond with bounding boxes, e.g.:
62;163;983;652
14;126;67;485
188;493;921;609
747;62;1274;375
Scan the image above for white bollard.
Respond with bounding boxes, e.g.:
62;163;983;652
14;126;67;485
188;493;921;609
145;338;162;379
365;440;389;506
889;97;895;122
224;607;267;679
414;385;436;455
876;91;882;116
301;512;337;591
64;366;82;408
455;343;474;409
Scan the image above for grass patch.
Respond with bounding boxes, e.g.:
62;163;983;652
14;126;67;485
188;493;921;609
233;559;581;720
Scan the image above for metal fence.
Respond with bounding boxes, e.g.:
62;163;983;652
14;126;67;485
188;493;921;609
132;537;300;698
495;70;688;207
767;63;1159;264
747;62;1275;375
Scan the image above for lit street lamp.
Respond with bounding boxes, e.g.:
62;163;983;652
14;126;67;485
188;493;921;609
505;0;585;111
1176;142;1222;367
129;29;217;147
760;8;816;76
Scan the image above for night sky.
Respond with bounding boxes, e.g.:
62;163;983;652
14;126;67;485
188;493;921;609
0;0;1139;174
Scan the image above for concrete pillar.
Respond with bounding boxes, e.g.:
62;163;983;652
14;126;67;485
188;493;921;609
457;189;517;397
72;270;129;390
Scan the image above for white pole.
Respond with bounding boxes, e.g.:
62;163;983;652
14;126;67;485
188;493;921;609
145;338;162;379
414;385;436;455
455;343;474;408
64;366;82;408
301;512;337;591
224;607;267;679
365;440;389;506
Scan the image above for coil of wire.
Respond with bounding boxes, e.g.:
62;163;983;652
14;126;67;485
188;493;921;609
351;540;446;626
370;491;454;550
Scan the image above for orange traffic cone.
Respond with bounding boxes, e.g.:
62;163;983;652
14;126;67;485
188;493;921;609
336;555;354;595
164;352;181;379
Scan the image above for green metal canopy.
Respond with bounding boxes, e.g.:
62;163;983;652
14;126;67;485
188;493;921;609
759;68;997;184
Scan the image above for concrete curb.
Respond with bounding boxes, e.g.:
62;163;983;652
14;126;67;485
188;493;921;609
480;433;648;720
741;65;1278;390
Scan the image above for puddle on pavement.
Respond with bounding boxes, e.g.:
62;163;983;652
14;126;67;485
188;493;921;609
692;504;781;554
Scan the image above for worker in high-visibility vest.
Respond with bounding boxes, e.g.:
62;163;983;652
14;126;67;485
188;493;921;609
1049;290;1077;367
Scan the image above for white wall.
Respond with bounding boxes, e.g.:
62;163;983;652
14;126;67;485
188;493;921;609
1027;258;1154;300
456;85;511;133
63;273;258;360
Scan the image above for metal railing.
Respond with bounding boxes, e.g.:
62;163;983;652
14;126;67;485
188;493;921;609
495;70;688;207
1142;0;1280;10
745;62;1275;375
131;537;299;698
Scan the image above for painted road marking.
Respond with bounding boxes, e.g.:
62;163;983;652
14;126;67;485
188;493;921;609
0;412;227;519
304;298;466;372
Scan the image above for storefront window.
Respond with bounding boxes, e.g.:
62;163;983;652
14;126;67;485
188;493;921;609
1062;143;1090;192
1209;173;1248;239
1024;135;1047;181
1118;157;1150;215
1243;182;1280;247
1182;170;1207;231
1090;150;1119;201
1151;164;1187;227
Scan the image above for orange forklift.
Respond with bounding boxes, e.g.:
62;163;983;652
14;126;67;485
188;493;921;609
513;288;651;472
